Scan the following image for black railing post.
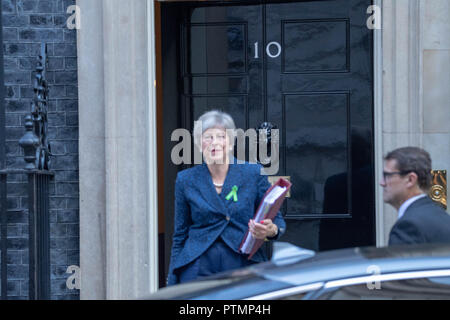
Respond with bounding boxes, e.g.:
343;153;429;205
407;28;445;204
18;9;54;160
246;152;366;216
18;42;53;300
28;173;37;299
0;42;53;300
27;171;52;300
0;0;7;301
0;173;7;300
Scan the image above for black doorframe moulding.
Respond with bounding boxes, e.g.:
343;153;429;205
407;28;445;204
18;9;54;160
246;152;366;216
159;0;376;286
0;2;5;169
0;1;6;300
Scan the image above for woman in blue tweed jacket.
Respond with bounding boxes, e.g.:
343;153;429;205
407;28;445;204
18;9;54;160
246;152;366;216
167;110;286;285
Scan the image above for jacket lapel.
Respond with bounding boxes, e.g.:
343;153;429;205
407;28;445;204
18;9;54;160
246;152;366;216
197;159;246;214
220;161;245;209
198;163;229;214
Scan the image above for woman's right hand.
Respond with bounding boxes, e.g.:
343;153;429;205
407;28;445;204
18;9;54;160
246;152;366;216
248;219;278;240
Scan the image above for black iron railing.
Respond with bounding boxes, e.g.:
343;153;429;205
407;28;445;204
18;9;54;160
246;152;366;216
0;43;53;300
0;173;6;299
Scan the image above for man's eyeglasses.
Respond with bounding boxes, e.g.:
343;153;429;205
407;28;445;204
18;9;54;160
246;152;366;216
382;170;412;180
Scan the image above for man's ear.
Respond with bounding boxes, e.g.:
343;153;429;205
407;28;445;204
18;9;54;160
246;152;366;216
406;172;419;188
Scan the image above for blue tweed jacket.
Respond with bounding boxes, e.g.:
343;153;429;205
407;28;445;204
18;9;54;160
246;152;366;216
167;160;286;285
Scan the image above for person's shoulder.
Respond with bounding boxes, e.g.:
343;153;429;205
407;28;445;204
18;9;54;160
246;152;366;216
232;159;264;176
176;164;204;182
404;197;450;228
408;196;445;215
421;197;450;220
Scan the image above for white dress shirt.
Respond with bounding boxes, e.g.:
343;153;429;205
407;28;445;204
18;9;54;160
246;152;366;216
398;193;427;219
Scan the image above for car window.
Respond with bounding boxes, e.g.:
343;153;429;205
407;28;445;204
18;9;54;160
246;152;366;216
317;276;450;300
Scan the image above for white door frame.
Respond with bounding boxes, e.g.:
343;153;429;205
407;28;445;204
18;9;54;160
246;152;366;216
147;0;159;293
147;1;386;289
373;0;384;247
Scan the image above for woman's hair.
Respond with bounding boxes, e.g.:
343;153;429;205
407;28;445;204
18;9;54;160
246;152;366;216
193;110;236;150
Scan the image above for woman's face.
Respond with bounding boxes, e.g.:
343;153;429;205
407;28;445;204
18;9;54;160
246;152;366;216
201;127;231;164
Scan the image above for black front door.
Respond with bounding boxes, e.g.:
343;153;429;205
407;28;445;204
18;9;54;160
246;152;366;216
161;0;375;274
263;1;375;251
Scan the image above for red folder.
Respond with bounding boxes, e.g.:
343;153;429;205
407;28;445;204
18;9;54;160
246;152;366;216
239;177;292;260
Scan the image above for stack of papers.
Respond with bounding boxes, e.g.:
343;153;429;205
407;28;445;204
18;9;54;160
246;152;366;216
240;186;286;254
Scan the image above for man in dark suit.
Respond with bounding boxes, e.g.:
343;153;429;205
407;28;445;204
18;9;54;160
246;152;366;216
380;147;450;245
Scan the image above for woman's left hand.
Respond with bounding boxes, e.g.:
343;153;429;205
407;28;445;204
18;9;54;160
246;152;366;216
248;219;278;240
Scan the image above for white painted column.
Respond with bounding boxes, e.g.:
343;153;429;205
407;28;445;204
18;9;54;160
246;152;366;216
78;0;158;299
377;0;424;245
377;0;450;245
78;0;107;300
421;0;450;205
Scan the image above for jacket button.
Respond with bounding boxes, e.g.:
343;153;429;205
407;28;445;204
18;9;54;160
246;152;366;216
226;215;230;221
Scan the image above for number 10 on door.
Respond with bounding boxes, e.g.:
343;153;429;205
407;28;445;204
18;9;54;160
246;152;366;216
254;42;282;59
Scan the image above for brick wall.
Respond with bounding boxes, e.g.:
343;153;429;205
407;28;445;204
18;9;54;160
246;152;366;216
2;0;79;300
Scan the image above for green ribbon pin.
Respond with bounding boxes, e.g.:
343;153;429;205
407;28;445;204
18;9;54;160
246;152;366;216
225;185;238;202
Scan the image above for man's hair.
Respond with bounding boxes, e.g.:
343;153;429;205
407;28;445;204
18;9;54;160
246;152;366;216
385;147;432;191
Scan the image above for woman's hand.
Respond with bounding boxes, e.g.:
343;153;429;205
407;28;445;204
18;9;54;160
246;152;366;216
248;219;278;240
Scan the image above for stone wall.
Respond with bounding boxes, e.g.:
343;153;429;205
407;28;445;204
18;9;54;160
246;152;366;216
421;0;450;175
379;0;450;245
2;0;79;299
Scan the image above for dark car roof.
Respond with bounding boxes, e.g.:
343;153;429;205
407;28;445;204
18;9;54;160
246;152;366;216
255;244;450;286
144;244;450;300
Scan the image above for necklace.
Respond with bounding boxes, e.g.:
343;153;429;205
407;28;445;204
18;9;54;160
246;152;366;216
213;182;224;188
